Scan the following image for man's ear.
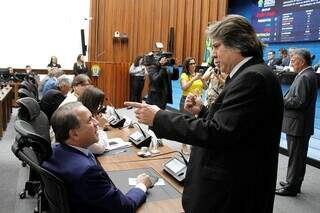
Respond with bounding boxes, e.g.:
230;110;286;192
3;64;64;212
69;128;79;140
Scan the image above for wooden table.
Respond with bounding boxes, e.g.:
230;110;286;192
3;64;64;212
97;126;184;213
0;85;13;139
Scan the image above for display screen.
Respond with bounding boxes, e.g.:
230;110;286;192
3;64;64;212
165;158;185;173
252;0;320;43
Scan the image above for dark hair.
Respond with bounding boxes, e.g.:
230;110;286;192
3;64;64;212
279;48;288;56
182;57;196;75
72;74;91;87
78;86;105;115
49;56;58;64
268;50;275;55
207;15;265;60
294;48;312;66
51;102;83;144
133;56;143;67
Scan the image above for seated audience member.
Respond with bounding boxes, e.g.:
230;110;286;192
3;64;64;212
73;54;88;76
7;67;17;81
78;86;108;154
59;74;90;107
58;74;104;154
39;75;71;121
266;50;281;70
42;102;152;213
279;48;290;67
42;68;63;95
47;56;61;69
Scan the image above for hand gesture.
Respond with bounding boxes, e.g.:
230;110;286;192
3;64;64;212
184;89;202;115
137;173;152;189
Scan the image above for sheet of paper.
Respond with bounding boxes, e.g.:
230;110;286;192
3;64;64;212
128;178;165;186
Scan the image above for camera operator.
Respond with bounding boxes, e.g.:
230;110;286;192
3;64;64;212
202;59;226;106
144;52;179;109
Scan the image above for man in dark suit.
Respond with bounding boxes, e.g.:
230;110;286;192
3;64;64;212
39;75;71;121
145;54;179;109
276;48;318;196
267;50;281;70
125;15;283;213
42;102;152;213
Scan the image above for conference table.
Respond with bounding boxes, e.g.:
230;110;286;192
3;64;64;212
97;126;184;213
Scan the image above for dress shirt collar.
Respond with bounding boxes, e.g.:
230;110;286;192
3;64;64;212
296;66;312;76
229;56;253;79
68;144;90;156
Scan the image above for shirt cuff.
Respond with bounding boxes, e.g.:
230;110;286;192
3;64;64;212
135;183;147;193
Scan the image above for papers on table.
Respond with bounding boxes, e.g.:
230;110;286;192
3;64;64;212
97;129;131;151
128;177;165;186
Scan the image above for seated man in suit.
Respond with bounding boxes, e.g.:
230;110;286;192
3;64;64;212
39;75;71;121
42;102;152;213
266;50;281;70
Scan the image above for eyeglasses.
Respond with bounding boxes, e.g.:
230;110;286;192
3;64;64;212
189;62;196;65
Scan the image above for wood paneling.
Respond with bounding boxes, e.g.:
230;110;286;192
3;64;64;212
88;0;228;108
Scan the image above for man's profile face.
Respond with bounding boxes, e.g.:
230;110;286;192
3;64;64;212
212;40;241;74
290;54;304;73
74;105;99;148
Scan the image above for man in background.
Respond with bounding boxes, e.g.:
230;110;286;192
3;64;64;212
276;48;318;196
267;50;281;70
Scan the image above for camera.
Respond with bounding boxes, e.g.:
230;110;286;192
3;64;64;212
143;51;175;66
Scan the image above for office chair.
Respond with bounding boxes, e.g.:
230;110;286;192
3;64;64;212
13;120;70;213
15;97;50;199
18;87;36;99
19;79;39;100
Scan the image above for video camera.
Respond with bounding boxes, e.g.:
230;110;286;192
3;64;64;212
143;51;175;67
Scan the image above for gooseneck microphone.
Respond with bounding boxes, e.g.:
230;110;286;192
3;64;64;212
129;122;152;148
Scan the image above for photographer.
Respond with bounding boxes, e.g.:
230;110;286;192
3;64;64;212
202;59;226;106
144;52;179;109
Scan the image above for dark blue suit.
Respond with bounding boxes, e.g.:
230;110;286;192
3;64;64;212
42;143;146;213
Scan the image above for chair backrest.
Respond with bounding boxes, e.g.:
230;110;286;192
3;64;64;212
19;79;39;100
18;88;36;99
12;120;70;213
16;97;50;143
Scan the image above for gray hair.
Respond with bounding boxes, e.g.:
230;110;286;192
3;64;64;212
57;75;71;87
293;48;312;66
51;101;83;144
207;15;265;60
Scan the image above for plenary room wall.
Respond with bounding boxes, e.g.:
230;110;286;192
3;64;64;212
228;0;320;64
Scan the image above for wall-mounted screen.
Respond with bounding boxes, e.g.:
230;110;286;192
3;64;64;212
252;0;320;43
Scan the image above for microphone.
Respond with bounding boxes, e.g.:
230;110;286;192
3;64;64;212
129;122;152;148
109;108;126;128
106;101;126;128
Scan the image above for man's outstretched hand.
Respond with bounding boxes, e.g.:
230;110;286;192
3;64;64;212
124;102;161;126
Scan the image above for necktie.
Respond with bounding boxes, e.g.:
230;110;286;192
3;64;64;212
88;152;97;165
224;76;231;86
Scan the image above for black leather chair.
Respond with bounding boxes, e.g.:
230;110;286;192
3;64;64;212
18;88;36;99
12;120;69;213
19;79;39;100
15;97;50;199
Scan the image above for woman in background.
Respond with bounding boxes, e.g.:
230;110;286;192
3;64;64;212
73;54;88;76
179;57;207;154
202;59;226;106
47;56;61;69
129;55;146;102
78;85;108;154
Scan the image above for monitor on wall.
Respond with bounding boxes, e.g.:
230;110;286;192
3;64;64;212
251;0;320;43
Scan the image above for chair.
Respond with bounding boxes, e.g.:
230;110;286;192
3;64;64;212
19;79;39;100
13;120;69;213
15;97;50;199
18;88;36;99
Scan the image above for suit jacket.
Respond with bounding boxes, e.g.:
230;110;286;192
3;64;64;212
39;89;66;121
73;63;88;76
153;58;283;213
267;58;281;70
282;67;318;136
42;143;146;213
146;65;179;109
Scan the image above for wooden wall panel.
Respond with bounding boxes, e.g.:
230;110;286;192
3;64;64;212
89;0;228;108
